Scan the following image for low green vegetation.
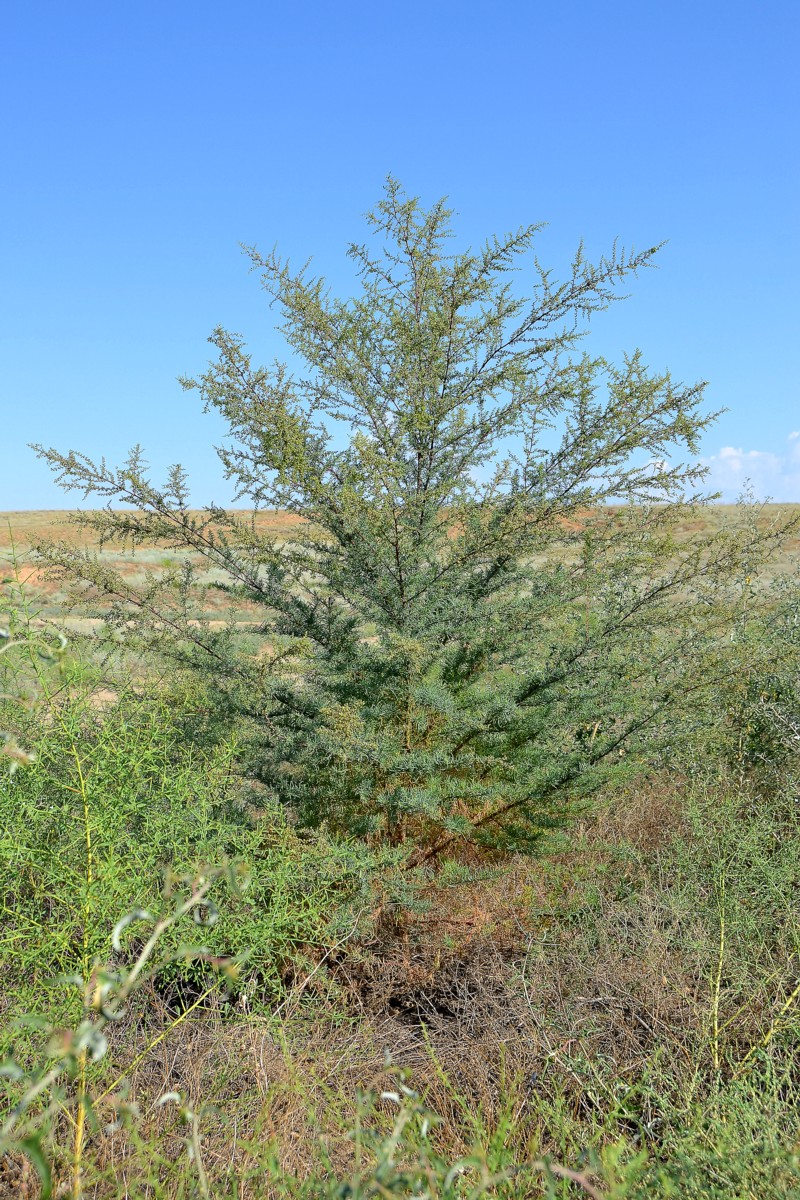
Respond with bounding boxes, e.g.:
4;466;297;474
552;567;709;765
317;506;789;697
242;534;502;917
3;182;800;1196
4;577;800;1198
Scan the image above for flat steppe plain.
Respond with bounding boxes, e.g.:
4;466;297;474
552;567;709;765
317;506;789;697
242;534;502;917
2;506;799;627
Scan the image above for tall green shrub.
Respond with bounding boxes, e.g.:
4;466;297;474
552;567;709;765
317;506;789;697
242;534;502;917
34;180;793;860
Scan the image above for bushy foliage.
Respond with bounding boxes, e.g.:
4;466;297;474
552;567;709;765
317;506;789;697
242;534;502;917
3;703;381;999
727;582;800;779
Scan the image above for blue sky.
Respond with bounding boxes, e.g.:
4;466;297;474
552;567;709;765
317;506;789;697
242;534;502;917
2;0;798;508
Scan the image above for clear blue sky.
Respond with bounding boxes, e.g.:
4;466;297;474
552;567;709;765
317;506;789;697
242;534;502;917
2;0;798;508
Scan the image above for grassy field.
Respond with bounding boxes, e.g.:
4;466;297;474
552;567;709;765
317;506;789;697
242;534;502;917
0;510;307;548
3;505;800;622
0;510;307;629
2;507;800;1197
5;504;800;555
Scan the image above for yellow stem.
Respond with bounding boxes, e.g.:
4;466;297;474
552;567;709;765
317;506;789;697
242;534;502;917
711;874;726;1073
95;986;215;1106
72;1053;87;1200
36;673;93;1200
734;976;800;1077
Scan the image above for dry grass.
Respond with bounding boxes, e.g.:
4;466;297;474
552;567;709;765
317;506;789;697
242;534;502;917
22;779;749;1196
0;510;305;553
0;510;307;630
3;506;799;623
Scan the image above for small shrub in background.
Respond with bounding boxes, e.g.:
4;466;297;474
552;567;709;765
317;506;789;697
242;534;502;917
1;680;390;1033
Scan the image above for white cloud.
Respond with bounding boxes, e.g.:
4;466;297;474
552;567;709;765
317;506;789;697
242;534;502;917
701;434;800;502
